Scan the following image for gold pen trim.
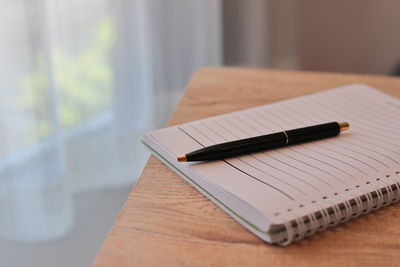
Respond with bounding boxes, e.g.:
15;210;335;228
177;155;187;162
283;131;289;145
339;122;350;132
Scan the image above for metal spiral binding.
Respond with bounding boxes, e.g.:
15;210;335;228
278;172;400;246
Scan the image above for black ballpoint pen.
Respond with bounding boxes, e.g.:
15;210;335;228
177;121;350;162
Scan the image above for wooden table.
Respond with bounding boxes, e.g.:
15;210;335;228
94;68;400;266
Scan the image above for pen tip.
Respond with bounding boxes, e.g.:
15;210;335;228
339;122;350;132
177;155;187;162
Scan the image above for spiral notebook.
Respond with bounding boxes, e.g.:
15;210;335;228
142;84;400;245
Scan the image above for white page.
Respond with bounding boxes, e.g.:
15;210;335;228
145;84;400;226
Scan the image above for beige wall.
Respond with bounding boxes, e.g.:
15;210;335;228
224;1;400;75
298;0;400;75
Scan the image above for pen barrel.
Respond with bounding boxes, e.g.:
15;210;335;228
186;132;287;161
185;122;342;161
286;122;340;145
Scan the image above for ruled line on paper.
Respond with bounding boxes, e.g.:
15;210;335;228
177;126;296;200
276;94;400;167
187;123;314;196
242;109;352;183
226;114;335;186
196;119;334;191
303;95;400;165
215;116;342;186
260;103;387;175
198;121;318;194
286;99;400;145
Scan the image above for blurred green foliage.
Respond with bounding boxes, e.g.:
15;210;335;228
19;16;115;142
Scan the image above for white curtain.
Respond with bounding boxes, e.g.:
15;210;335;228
0;0;221;242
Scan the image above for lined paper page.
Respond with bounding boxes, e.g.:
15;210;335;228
147;84;400;221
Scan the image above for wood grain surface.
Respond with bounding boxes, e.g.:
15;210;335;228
94;67;400;267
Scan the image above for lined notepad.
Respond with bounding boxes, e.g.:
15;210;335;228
142;84;400;245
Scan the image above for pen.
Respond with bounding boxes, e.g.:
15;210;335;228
177;121;350;162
